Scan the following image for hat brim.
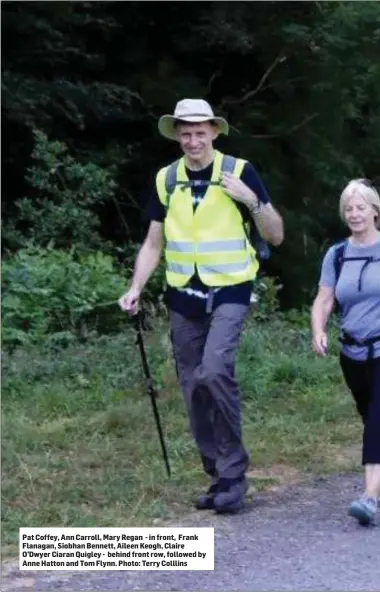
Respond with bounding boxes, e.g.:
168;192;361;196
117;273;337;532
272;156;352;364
158;115;229;140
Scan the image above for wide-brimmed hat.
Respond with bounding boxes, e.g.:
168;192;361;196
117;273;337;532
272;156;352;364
158;98;229;140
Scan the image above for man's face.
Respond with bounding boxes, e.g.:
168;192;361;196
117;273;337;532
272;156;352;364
175;121;217;164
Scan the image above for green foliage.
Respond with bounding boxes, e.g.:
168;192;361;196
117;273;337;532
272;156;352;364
2;1;380;307
1;3;131;130
2;314;359;553
251;275;282;321
1;245;127;347
116;242;167;313
4;130;117;252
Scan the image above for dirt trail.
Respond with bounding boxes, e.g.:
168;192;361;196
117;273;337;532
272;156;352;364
3;473;379;591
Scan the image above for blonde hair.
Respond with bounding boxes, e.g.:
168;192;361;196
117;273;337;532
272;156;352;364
339;179;380;228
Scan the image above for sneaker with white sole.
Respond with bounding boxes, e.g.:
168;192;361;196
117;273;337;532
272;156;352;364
349;494;377;526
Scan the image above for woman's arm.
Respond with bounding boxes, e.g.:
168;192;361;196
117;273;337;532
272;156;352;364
311;286;335;356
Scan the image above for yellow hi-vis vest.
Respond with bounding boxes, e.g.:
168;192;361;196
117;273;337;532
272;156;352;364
155;150;259;288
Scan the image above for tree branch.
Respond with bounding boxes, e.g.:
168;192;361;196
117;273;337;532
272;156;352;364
243;113;319;139
112;196;131;237
221;51;287;107
206;69;222;94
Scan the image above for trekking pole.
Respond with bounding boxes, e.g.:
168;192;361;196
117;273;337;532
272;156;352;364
131;311;171;478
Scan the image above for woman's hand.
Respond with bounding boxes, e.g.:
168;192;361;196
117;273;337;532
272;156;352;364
312;331;328;356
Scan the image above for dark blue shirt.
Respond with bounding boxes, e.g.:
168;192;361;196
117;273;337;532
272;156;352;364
146;160;270;318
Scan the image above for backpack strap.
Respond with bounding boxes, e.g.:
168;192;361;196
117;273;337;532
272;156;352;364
333;239;377;291
339;331;380;360
165;154;240;193
333;240;348;283
333;240;348;313
164;154;239;205
221;154;236;175
164;157;223;205
164;159;181;205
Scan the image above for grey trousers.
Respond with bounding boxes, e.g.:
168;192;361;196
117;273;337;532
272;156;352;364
169;303;249;481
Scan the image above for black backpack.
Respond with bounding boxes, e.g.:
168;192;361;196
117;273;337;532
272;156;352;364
164;155;271;261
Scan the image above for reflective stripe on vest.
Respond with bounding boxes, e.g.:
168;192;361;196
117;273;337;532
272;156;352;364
198;259;251;275
166;240;193;253
167;262;194;275
166;239;246;253
197;239;246;253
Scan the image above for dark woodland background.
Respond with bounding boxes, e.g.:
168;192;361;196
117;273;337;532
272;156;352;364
2;1;379;328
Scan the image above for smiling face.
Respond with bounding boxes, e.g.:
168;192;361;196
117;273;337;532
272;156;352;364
175;121;218;169
343;192;377;235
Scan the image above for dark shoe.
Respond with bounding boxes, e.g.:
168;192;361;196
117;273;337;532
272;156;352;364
214;477;248;514
195;483;219;510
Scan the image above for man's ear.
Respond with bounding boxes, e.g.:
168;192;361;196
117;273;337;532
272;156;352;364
211;122;219;140
212;129;219;141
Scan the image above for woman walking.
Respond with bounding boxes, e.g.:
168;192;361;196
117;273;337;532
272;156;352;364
311;179;380;525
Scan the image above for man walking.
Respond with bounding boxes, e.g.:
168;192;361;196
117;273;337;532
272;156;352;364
119;99;284;513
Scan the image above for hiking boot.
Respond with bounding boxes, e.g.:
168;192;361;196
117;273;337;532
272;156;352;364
349;494;377;526
214;477;248;514
195;483;219;510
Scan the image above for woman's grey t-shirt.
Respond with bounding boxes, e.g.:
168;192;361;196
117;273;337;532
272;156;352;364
319;239;380;361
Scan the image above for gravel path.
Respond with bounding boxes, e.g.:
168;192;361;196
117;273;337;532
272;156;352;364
4;473;380;591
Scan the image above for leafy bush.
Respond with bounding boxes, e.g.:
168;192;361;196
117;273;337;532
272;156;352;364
117;242;167;314
2;245;128;347
3;130;117;253
250;275;282;321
